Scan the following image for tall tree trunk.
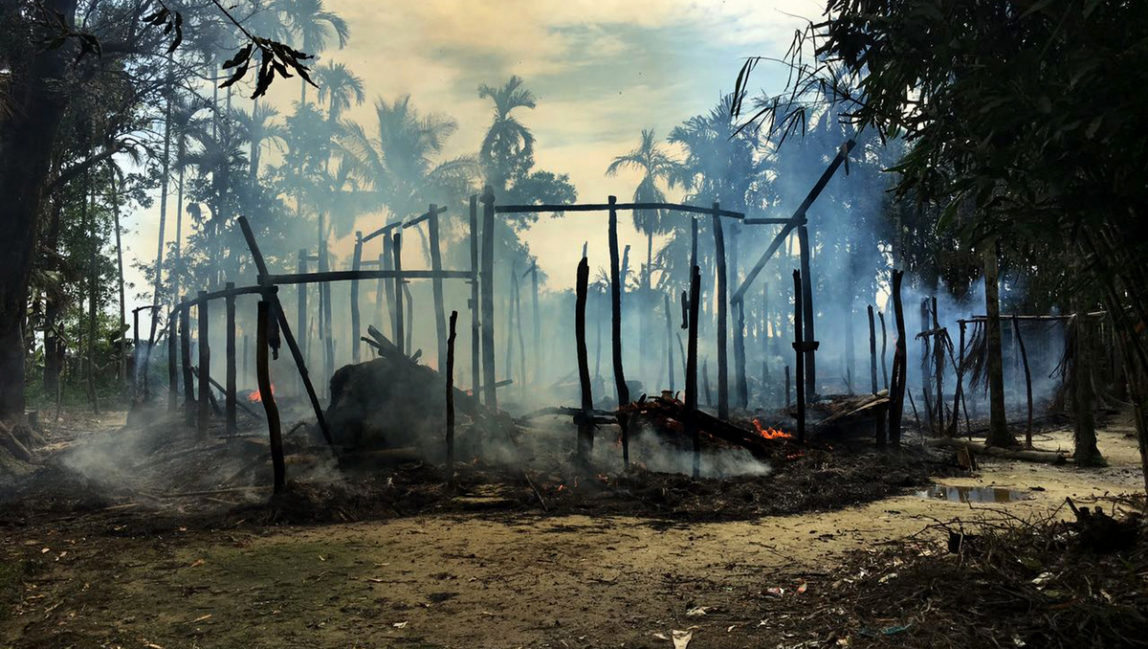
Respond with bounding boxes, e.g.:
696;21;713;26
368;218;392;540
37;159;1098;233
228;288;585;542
1072;310;1104;466
173;163;184;300
85;170;99;412
983;240;1015;447
110;165;127;386
43;196;65;395
0;0;77;420
147;65;173;346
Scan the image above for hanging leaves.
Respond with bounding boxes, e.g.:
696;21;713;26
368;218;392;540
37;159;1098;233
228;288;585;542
218;38;316;99
142;3;183;54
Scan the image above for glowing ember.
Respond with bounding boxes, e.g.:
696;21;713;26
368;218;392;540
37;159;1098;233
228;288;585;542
752;419;793;440
248;383;275;403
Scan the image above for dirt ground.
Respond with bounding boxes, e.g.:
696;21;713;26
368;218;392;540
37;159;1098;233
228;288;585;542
0;413;1143;649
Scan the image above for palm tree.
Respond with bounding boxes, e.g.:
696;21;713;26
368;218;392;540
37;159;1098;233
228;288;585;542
168;91;211;299
274;0;349;104
233;101;286;187
340;95;476;225
477;76;536;194
316;61;365;123
606;129;676;290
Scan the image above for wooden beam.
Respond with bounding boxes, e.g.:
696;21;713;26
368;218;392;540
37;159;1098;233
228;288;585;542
731;139;856;303
360;219;404;244
495;201;744;219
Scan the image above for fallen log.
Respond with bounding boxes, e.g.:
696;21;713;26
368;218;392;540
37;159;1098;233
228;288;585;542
926;437;1072;464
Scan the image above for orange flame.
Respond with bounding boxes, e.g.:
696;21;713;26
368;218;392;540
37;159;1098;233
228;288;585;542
248;383;275;403
753;419;793;440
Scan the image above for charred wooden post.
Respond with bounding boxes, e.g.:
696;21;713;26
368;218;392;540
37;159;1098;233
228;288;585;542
686;265;701;478
351;232;363;363
888;270;908;446
785;365;791;408
664;293;675;393
427;205;448;370
712;203;729;419
469;196;481;413
608;196;631;464
1013;314;1034;446
236;217;333;447
932;296;944;432
797;225;816;400
197;290;210;439
296;249;307;366
382;234;397;342
242;335;249;385
392;232;405;356
446;310;458;484
167;314;177;412
792;270;807;443
879;310;889;390
575;257;594;463
256;299;285;494
480;187;497;409
179;299;194;423
868;305;878;394
225;282;237;437
730;221;746;409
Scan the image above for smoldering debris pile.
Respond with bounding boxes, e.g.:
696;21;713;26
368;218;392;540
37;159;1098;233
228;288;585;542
621;393;797;461
326;325;515;458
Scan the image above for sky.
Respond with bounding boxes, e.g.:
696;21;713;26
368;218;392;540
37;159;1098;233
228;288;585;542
124;0;823;326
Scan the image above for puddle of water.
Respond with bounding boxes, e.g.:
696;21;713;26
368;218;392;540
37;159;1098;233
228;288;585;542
916;484;1028;503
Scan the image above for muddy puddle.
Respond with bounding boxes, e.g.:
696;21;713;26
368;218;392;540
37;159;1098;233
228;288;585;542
916;484;1029;503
